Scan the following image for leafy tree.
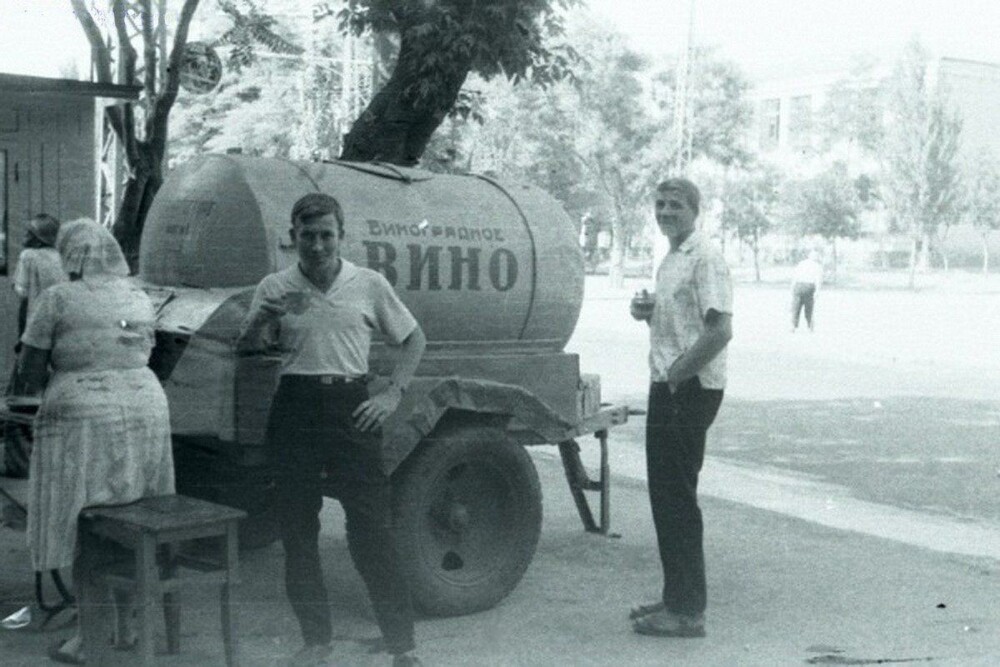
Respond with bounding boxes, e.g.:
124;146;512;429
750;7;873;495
721;164;782;282
816;55;887;154
648;47;754;169
335;0;580;165
784;162;864;281
424;18;654;287
879;40;963;288
71;0;202;270
960;154;1000;274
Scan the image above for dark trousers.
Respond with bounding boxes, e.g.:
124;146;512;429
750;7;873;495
645;380;723;617
267;376;415;654
791;283;816;329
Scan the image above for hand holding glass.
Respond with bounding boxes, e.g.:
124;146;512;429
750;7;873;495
630;289;655;321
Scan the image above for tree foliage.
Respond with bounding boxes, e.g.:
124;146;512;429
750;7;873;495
335;0;581;164
721;164;782;281
648;48;754;169
960;153;1000;273
785;163;864;240
784;162;864;278
879;40;963;286
816;55;887;154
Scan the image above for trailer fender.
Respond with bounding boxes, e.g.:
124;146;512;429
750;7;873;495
381;376;575;474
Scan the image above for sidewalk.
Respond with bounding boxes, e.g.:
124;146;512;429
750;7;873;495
2;452;999;666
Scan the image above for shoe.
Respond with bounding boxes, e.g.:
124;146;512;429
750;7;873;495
48;636;85;665
632;609;705;638
627;601;665;620
393;651;424;666
287;642;333;667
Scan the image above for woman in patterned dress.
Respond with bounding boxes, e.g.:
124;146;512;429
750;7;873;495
17;218;174;664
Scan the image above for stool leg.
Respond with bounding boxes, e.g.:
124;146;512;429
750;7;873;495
221;523;240;667
77;527;113;667
162;543;180;654
135;535;157;667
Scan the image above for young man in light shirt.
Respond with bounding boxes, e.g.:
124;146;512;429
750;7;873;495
629;178;733;639
238;193;426;667
791;249;824;332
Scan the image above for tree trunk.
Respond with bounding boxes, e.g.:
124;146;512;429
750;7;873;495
113;142;164;273
830;238;838;285
908;236;918;290
608;214;627;289
917;231;932;272
752;228;761;283
983;234;990;275
339;35;470;165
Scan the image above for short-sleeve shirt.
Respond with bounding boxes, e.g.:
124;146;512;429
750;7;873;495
13;247;66;317
649;230;733;389
792;258;823;287
242;260;418;377
21;278;156;373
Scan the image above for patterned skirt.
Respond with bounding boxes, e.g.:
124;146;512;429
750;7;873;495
27;367;174;571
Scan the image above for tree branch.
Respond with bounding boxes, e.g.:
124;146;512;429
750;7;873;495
70;0;111;82
142;0;156;104
113;0;140;163
150;0;201;144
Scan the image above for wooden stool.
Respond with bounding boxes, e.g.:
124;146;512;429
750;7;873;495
78;495;246;666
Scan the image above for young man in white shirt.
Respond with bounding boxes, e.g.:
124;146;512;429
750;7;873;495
238;193;426;667
629;178;733;639
791;250;823;332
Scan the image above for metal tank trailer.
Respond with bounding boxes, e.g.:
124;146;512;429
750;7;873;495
139;155;627;616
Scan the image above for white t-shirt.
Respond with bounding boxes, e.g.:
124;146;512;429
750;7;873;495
242;260;417;377
792;258;823;287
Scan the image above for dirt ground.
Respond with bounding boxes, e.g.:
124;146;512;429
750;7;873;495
3;451;1000;666
2;273;1000;665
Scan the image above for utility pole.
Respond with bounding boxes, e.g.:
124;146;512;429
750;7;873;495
670;0;696;174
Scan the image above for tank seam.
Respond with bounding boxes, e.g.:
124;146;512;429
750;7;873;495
472;174;537;341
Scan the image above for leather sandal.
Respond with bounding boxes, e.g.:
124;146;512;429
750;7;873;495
632;609;706;638
627;601;665;620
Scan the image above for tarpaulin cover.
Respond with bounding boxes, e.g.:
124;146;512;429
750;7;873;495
381;376;575;473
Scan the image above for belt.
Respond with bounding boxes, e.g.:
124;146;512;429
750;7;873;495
287;374;366;385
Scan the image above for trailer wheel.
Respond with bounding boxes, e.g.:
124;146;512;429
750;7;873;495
393;426;542;617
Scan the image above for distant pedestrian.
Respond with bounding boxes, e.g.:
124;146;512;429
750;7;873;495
628;178;733;639
12;213;65;343
4;213;66;478
790;250;823;332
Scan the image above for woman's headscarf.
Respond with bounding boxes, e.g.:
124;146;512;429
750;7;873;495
55;218;130;280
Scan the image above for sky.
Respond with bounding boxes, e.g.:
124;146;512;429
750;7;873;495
587;0;1000;79
2;0;1000;82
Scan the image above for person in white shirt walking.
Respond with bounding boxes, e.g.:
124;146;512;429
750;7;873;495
790;250;823;332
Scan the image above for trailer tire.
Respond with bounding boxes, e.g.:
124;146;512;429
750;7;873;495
392;426;542;617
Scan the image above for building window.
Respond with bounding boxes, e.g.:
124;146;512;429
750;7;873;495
788;95;812;148
759;98;781;150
